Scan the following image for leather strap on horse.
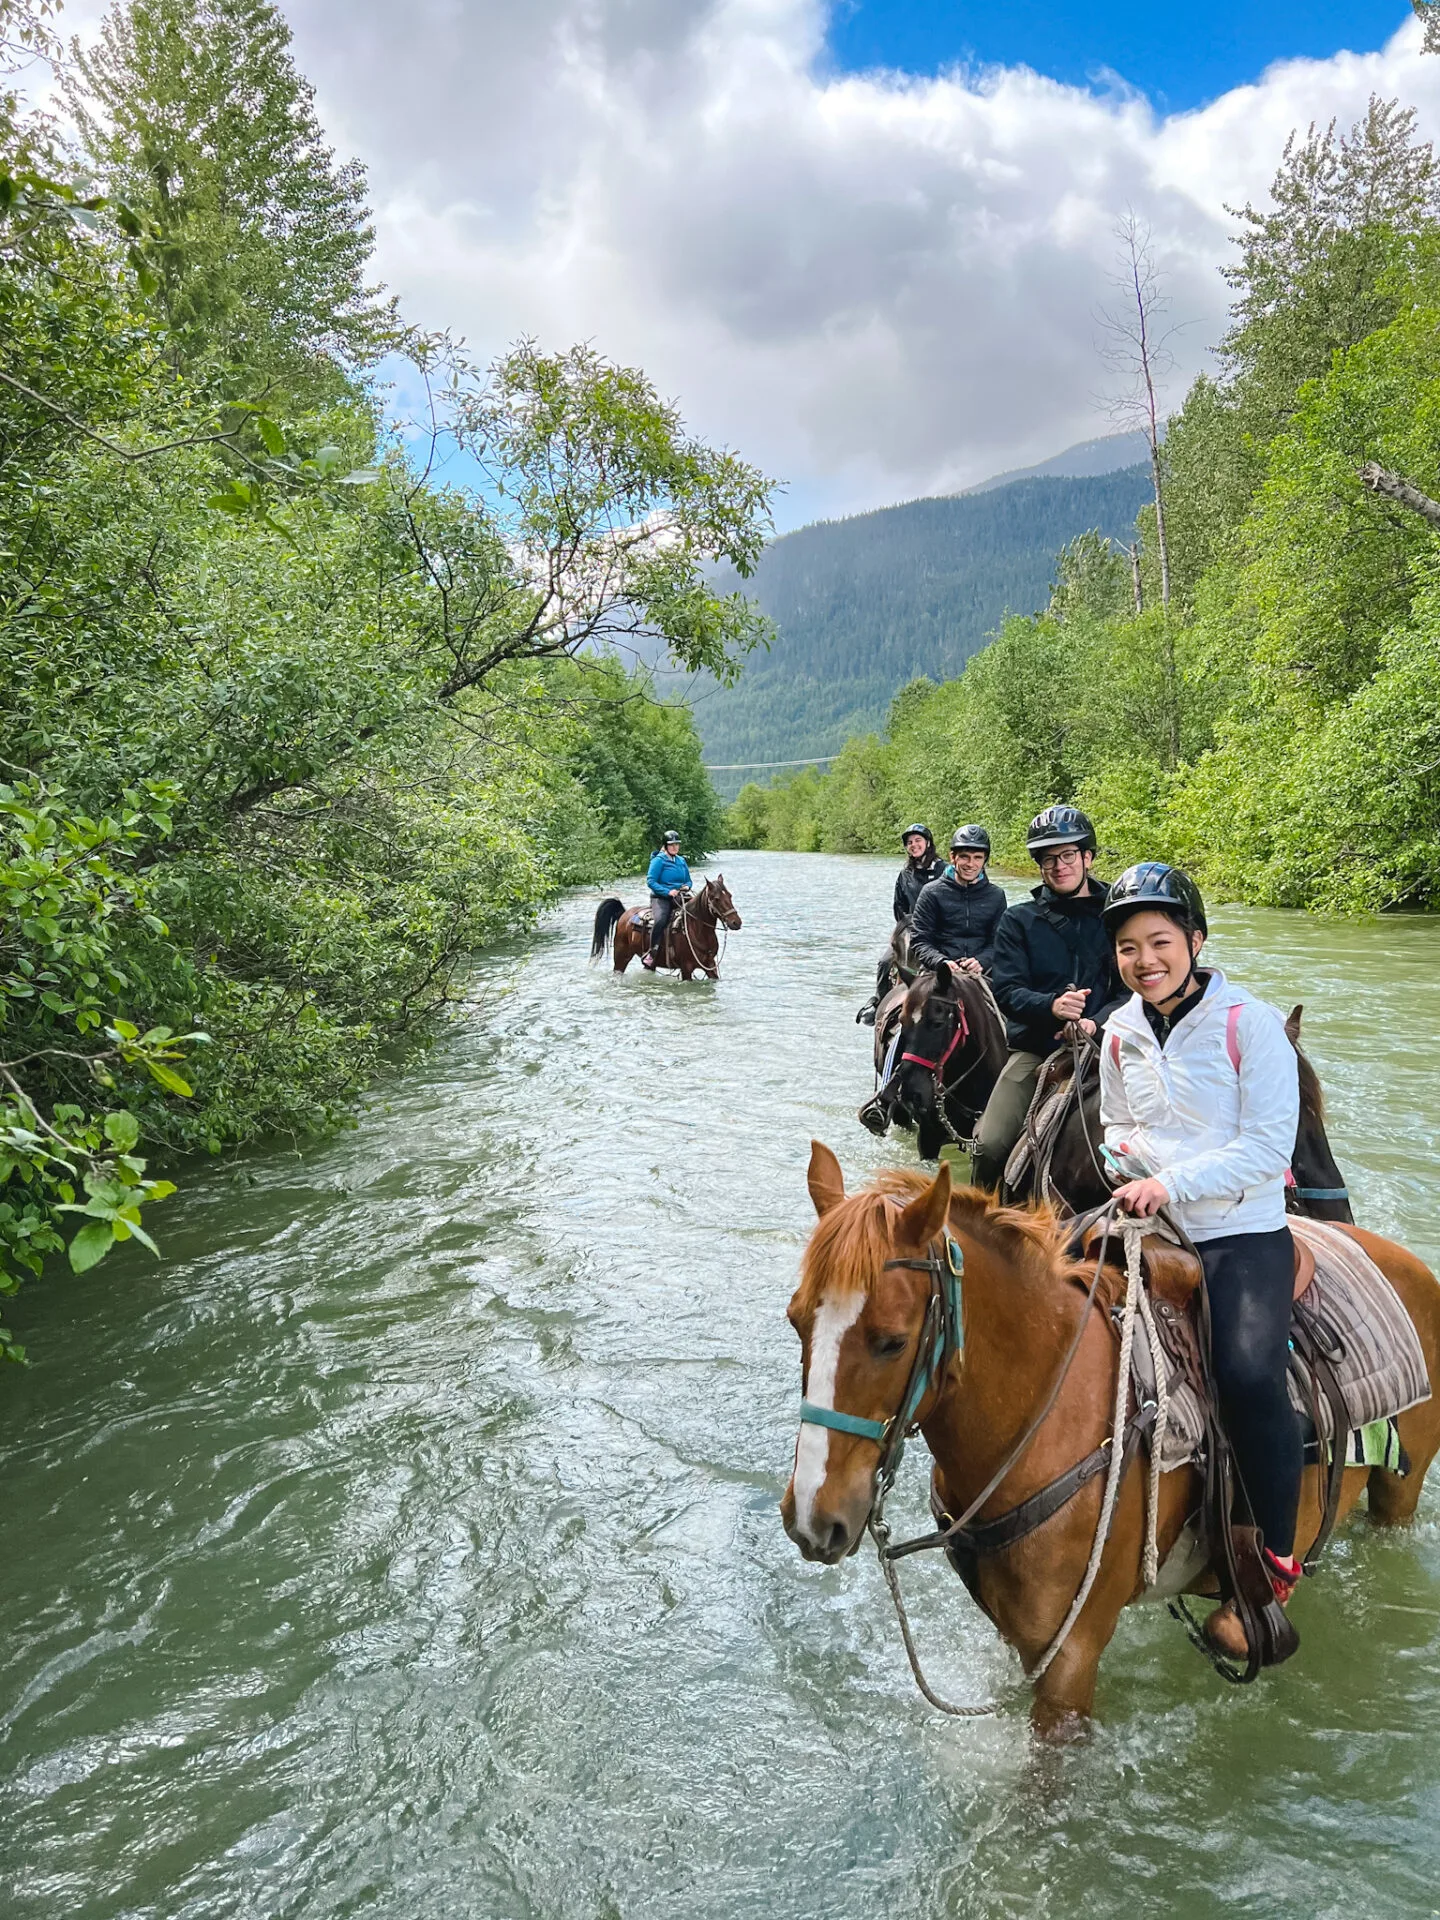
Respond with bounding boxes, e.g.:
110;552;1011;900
1289;1301;1351;1575
1169;1265;1301;1683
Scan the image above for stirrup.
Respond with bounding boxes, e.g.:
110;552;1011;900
857;998;878;1026
857;1096;890;1137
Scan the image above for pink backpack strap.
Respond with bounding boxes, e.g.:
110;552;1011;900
1225;1003;1243;1073
1109;1031;1121;1072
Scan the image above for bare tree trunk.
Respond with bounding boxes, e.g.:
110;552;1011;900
1126;541;1144;615
1117;221;1172;611
1358;461;1440;528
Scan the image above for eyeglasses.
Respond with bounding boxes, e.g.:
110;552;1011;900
1038;847;1084;872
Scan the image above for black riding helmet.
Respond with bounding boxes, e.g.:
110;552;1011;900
1026;804;1096;858
662;828;680;845
900;822;934;847
950;823;991;854
1102;861;1209;937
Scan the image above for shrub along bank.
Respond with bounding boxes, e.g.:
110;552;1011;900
728;98;1440;919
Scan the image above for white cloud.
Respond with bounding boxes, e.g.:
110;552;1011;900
79;0;1440;522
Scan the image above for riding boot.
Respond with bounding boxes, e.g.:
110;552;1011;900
1204;1550;1301;1660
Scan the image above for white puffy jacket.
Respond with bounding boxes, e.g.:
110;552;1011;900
1099;969;1298;1241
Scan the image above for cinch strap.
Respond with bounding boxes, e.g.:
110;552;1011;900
799;1400;888;1441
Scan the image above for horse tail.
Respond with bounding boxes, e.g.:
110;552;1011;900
591;897;625;960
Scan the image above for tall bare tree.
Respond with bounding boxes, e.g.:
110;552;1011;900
1097;212;1177;612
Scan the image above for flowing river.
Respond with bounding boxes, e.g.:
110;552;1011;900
3;850;1439;1919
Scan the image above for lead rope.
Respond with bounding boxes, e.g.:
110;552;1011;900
1136;1275;1170;1588
1028;1218;1157;1682
869;1218;1170;1714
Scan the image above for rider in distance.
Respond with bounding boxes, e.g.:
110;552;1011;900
641;829;691;972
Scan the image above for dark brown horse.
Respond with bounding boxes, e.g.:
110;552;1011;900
887;970;1007;1162
781;1146;1440;1736
1007;1007;1354;1225
590;875;741;980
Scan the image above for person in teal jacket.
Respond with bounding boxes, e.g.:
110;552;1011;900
642;829;692;970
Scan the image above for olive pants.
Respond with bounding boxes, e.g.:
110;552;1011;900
972;1049;1045;1192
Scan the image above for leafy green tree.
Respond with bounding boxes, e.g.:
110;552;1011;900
1221;97;1438;425
67;0;396;393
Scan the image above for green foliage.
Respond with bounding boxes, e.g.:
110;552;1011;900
691;467;1152;768
66;0;398;395
0;0;770;1348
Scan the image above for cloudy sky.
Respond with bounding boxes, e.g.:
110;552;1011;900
72;0;1440;524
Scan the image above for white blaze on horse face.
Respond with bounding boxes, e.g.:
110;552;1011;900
793;1290;866;1538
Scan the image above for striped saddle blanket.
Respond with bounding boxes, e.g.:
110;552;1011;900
1147;1219;1432;1474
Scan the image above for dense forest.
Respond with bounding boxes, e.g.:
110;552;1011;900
687;465;1151;768
730;96;1440;922
0;0;772;1347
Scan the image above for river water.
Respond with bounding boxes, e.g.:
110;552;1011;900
2;851;1439;1919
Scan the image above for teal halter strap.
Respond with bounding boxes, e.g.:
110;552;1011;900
798;1402;888;1441
797;1232;964;1456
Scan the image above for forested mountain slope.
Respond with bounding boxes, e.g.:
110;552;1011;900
692;466;1150;770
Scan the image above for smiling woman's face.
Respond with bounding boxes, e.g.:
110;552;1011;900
1114;909;1203;1004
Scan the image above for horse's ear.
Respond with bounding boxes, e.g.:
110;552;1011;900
896;1161;952;1250
1286;1004;1303;1043
807;1141;845;1217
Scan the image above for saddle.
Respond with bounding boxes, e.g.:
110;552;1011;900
1004;1045;1095;1198
1106;1219;1430;1476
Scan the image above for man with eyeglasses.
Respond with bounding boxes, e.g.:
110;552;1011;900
971;804;1120;1191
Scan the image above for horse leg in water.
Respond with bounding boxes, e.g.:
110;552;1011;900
613;912;642;974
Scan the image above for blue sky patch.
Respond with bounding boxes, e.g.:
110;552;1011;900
826;1;1413;113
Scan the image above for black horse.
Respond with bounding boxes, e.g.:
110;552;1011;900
1005;1005;1354;1223
888;969;1007;1163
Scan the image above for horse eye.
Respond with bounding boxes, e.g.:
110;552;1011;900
870;1332;909;1359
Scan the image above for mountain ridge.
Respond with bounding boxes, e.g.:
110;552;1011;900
687;460;1151;782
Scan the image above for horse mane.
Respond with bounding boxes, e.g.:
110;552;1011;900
1292;1039;1325;1123
796;1170;1083;1310
902;967;1001;1035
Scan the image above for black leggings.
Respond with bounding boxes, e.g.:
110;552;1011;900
1200;1227;1302;1559
649;895;673;956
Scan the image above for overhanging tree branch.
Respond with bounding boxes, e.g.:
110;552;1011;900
1358;460;1440;527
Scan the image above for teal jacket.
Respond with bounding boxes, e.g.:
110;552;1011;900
647;850;691;897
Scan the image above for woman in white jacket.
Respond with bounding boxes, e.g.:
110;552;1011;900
1098;862;1302;1654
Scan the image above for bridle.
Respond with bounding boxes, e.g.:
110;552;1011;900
671;881;741;972
899;988;991;1148
799;1231;965;1489
795;1208;1151;1714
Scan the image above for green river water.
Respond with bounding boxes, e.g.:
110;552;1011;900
2;850;1438;1919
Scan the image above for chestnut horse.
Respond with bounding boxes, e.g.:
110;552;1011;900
590;874;741;980
781;1145;1440;1737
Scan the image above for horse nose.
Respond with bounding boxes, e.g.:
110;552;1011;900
787;1505;855;1563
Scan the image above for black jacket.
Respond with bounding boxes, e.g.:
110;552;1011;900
893;854;946;922
909;872;1009;974
989;880;1121;1057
